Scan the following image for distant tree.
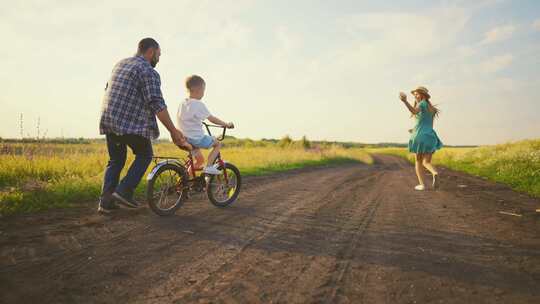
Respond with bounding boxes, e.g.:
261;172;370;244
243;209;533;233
300;135;311;149
278;135;293;148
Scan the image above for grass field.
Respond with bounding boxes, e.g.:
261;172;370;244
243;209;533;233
368;139;540;197
0;141;372;216
2;138;538;216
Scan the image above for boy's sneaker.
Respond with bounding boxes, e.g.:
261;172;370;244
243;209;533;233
203;166;221;175
414;184;426;191
112;191;140;208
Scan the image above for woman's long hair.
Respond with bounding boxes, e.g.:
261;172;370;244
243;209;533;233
413;93;439;118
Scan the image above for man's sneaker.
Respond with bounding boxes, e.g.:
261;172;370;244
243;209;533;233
97;194;120;214
203;166;221;175
414;184;425;191
112;192;140;208
98;203;117;214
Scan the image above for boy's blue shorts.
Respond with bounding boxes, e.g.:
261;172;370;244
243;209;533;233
187;135;215;149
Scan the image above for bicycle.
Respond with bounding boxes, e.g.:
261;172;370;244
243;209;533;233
146;122;241;216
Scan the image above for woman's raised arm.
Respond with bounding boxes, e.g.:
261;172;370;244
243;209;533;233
399;92;419;115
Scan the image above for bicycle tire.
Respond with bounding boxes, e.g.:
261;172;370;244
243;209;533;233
207;163;242;207
147;164;189;216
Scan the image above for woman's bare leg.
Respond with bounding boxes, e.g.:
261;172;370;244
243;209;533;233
423;153;440;189
422;153;439;176
415;153;425;186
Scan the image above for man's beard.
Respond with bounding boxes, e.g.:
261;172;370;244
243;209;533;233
150;54;159;67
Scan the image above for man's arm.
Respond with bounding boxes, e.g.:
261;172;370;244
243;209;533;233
156;109;179;133
140;70;191;149
156;109;192;149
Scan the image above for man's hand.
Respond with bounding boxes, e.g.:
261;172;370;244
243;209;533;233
399;92;407;102
226;122;235;129
171;128;192;150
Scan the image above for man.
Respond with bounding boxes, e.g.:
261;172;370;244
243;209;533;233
98;37;191;213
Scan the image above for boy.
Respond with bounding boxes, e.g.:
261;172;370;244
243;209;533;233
177;75;234;175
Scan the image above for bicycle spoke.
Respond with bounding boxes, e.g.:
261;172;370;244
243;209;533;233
153;168;183;211
209;168;238;203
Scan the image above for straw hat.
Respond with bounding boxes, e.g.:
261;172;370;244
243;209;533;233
411;86;431;99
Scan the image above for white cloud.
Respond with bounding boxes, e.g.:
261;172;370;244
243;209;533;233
533;19;540;31
340;6;470;59
480;54;514;73
456;45;478;57
480;24;516;44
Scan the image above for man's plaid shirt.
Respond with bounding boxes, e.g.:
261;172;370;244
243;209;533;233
99;56;167;139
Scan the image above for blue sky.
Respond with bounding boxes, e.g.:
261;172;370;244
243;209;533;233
0;0;539;145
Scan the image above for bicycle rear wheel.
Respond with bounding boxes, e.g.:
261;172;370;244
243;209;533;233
207;163;241;207
147;164;188;216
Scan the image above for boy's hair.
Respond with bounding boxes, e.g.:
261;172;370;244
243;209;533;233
185;75;205;91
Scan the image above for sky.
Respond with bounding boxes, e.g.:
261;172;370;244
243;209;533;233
1;0;539;145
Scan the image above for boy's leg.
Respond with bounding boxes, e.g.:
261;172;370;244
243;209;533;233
115;134;153;206
203;138;223;175
191;149;205;169
101;134;127;207
207;138;222;166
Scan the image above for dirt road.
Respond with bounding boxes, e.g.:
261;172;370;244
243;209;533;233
1;155;539;303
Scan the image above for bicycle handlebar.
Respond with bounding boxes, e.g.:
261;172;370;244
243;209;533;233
202;122;229;141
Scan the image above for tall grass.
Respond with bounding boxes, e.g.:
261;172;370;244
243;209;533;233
0;142;372;216
369;139;540;197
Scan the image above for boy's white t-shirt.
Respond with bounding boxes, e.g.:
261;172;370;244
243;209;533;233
177;98;211;139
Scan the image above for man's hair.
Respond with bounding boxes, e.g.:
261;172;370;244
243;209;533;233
137;38;159;54
185;75;205;90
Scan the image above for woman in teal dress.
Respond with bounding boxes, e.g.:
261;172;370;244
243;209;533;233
399;86;442;191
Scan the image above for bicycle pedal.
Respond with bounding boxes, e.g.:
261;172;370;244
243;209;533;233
189;191;206;200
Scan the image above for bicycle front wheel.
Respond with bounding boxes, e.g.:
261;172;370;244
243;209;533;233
207;163;241;207
147;164;188;216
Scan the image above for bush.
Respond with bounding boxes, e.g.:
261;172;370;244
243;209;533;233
278;135;293;148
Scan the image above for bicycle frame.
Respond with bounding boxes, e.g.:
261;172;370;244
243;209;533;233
184;153;228;182
148;122;230;184
185;122;229;181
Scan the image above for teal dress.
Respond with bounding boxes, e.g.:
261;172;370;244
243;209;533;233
408;100;443;153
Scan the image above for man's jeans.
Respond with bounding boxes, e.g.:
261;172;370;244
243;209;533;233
101;133;153;200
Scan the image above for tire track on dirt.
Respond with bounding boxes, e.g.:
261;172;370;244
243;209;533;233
169;168;383;303
320;180;383;304
271;171;385;304
1;165;366;304
0;167;324;273
2;156;540;304
340;154;540;304
134;165;374;303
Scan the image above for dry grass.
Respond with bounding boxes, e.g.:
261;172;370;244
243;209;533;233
0;142;372;216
